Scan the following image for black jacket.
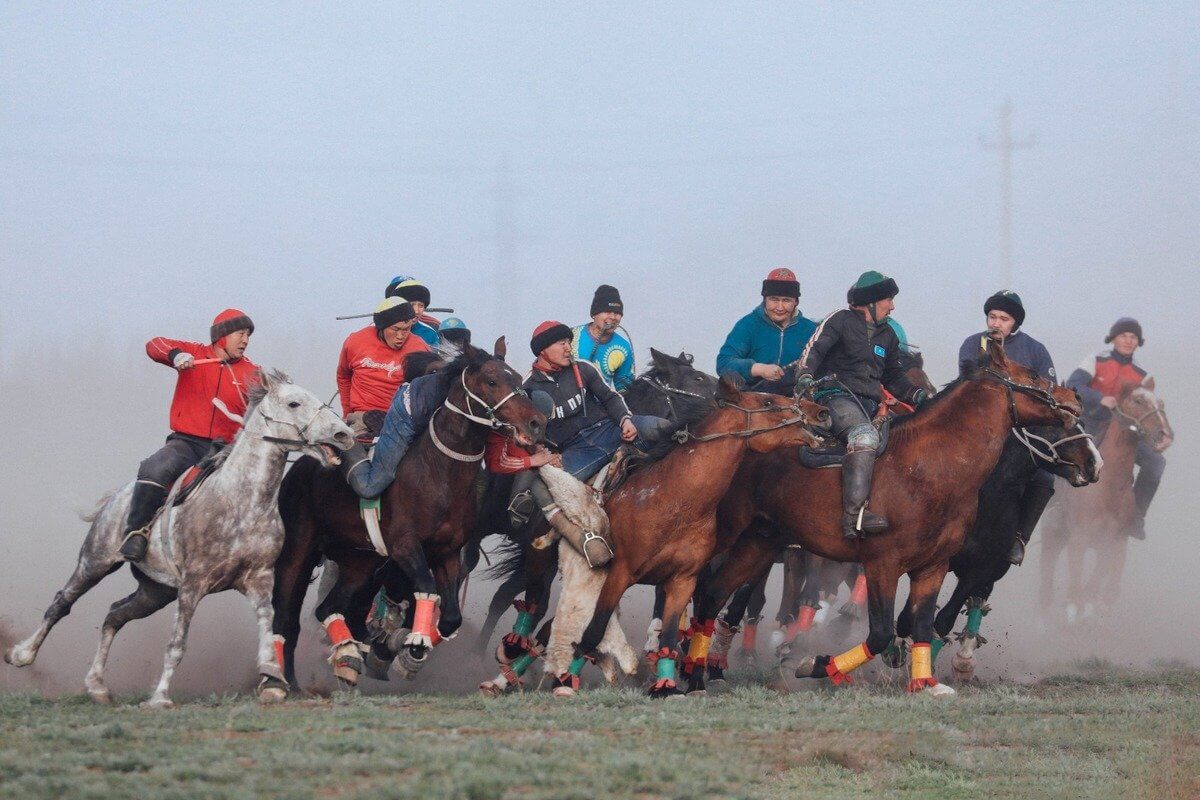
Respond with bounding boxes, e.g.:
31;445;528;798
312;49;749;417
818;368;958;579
797;309;920;403
523;361;632;449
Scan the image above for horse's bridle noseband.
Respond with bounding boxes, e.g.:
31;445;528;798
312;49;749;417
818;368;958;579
636;374;711;422
1113;392;1168;439
1010;424;1095;468
982;368;1078;428
256;401;339;450
444;368;526;433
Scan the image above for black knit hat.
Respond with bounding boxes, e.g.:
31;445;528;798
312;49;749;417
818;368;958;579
1105;317;1144;346
373;297;416;332
385;277;431;307
590;284;624;316
847;270;899;306
530;320;573;356
984;290;1026;329
761;268;801;299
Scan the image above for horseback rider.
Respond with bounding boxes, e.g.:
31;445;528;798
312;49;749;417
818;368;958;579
716;268;817;394
1066;317;1167;539
957;290;1058;565
795;271;930;539
385;275;441;346
439;317;472;350
118;309;258;562
336;297;430;439
572;284;635;391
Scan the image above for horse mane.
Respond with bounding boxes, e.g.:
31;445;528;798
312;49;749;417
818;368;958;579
425;345;496;398
888;375;972;440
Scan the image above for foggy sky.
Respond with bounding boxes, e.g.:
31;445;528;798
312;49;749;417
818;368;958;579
1;4;1198;688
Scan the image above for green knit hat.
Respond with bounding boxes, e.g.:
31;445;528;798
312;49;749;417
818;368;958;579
847;271;899;306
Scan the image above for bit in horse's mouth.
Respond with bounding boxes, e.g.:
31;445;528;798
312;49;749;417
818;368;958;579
319;443;342;466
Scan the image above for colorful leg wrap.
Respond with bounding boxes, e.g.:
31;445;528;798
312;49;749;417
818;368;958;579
796;604;817;633
930;637;947;663
850;573;868;605
323;614;353;646
741;622;758;651
964;598;988;638
272;634;286;672
652;647;679;691
908;642;938;692
682;619;715;674
502;600;539;652
556;654;586;691
827;642;873;685
707;618;735;670
405;593;439;649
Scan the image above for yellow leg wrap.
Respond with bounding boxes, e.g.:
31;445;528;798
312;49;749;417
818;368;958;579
832;643;872;675
688;633;712;664
908;642;937;692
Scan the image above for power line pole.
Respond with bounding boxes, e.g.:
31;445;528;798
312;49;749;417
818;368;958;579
981;99;1034;288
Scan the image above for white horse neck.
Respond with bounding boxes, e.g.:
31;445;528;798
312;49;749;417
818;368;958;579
206;405;290;504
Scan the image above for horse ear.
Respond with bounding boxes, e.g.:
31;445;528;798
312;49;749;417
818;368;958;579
717;371;743;402
650;348;674;370
678;351;693;365
987;335;1007;368
494;336;507;361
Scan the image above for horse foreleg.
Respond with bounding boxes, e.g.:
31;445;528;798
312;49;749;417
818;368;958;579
649;573;699;699
143;586;203;709
476;571;525;658
798;563;898;688
84;573;176;704
907;562;954;696
557;561;631;696
242;570;287;704
6;554;120;668
271;522;323;689
432;555;463;640
313;551;380;687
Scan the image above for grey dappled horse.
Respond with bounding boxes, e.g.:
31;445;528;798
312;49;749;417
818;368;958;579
5;370;353;708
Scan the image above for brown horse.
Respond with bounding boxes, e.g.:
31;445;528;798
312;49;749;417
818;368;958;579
1042;385;1172;622
565;375;829;697
685;338;1082;696
271;345;545;689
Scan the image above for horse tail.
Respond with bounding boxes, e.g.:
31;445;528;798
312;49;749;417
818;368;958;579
484;534;527;583
80;490;118;523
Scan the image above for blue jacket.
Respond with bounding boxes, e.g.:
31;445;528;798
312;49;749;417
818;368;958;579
351;372;446;498
716;305;817;382
958;330;1057;383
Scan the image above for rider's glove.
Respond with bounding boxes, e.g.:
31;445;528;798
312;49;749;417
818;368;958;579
795;374;816;397
912;389;932;407
172;351;195;370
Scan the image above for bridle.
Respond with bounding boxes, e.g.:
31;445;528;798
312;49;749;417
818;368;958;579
431;366;529;461
1010;424;1096;468
1113;391;1168;439
635;374;712;422
981;368;1079;428
256;402;336;449
672;397;815;444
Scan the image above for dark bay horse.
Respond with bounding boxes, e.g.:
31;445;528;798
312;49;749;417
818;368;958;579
271;345;545;690
1042;385;1172;622
890;420;1101;681
565;376;829;697
686;340;1082;696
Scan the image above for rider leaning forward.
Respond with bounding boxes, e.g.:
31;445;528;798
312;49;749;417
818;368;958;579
795;271;930;539
1066;317;1167;539
119;309;258;562
957;291;1058;565
716;268;817;393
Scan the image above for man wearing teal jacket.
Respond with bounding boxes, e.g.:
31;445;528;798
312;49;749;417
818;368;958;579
716;268;817;392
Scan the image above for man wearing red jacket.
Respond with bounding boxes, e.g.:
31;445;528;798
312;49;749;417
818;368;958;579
336;297;430;438
119;309;258;562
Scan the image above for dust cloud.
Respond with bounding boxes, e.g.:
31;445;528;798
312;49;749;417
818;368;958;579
0;323;1194;698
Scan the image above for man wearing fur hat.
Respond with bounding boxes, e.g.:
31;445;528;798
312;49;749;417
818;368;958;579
336;297;430;439
958;291;1058;564
796;271;931;539
572;284;636;391
119;309;259;562
385;275;441;346
717;268;817;393
1067;318;1168;539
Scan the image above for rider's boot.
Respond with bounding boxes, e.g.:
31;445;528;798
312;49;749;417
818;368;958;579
1130;476;1157;540
542;504;614;568
1008;479;1056;565
841;450;887;539
339;442;374;498
119;481;168;562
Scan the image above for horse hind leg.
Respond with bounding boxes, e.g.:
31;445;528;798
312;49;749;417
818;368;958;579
6;551;121;668
143;586;203;709
84;572;177;704
242;570;288;704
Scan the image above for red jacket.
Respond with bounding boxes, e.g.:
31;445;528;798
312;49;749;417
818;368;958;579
146;337;260;442
336;326;430;416
485;432;535;474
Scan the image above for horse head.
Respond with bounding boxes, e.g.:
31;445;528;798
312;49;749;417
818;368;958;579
1016;422;1103;487
975;336;1082;427
449;345;545;448
897;347;936;396
1117;385;1173;452
249;369;354;468
714;373;828;453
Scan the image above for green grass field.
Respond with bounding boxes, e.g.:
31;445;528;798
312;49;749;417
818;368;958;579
1;662;1196;800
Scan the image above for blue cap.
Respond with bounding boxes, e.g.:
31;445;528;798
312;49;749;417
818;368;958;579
441;317;469;331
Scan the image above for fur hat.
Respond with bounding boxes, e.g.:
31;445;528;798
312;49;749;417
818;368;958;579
373;297;416;332
210;308;254;344
385;276;431;306
847;270;899;306
761;267;800;299
590;284;624;316
530;320;573;356
984;290;1026;329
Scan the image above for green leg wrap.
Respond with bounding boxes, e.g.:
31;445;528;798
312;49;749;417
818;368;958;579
511;653;535;677
656;657;677;681
512;610;535;637
567;656;586;677
371;587;389;622
359;496;381;513
930;637;945;663
965;599;986;638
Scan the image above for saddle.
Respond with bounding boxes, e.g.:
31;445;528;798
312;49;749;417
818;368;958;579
798;416;891;470
170;451;225;507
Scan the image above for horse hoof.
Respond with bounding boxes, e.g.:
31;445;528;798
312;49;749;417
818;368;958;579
88;689;113;706
768;629;786;651
552;685;576;699
257;676;288;704
795;656;817;679
707;678;730;694
685;688;707;698
4;646;34;668
478;681;504;698
881;640;909;669
362;652;393;682
923;683;957;698
951;654;976;683
140;697;175;710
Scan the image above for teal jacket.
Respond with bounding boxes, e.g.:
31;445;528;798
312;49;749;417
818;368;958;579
716;305;818;382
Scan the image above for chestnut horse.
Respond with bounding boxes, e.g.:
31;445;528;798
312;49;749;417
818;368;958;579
686;339;1082;696
565;375;829;697
271;345;545;690
1041;385;1172;622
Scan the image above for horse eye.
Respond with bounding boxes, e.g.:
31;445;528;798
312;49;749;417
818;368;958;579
488;379;497;387
288;401;301;409
694;376;703;382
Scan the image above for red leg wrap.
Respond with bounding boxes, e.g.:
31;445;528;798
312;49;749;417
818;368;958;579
851;573;868;605
796;604;817;632
323;616;353;646
411;596;437;642
272;635;286;670
741;623;758;651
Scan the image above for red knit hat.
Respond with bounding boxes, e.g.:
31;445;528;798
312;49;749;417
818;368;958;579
530;320;573;356
761;268;800;299
211;308;255;344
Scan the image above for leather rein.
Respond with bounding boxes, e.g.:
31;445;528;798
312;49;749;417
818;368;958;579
672;397;814;444
430;368;528;462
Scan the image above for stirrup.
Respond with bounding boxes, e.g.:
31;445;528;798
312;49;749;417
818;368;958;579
119;529;150;560
580;530;614;568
